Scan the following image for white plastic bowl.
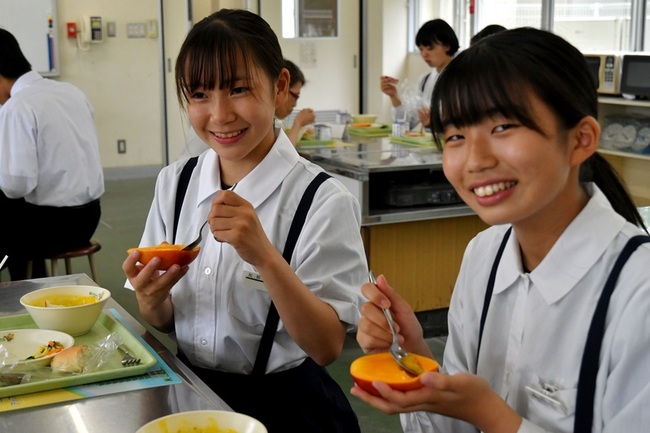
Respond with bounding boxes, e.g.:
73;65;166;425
351;114;378;124
19;285;111;336
136;410;267;433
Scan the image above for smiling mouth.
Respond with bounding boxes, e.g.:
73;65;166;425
473;181;516;197
213;129;244;139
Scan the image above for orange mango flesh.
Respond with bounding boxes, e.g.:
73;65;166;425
127;241;200;270
401;353;425;375
350;352;439;397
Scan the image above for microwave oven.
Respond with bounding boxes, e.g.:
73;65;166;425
620;53;650;99
583;53;620;95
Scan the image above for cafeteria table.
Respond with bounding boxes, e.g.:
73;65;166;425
0;273;231;432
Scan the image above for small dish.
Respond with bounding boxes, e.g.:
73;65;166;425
0;328;74;367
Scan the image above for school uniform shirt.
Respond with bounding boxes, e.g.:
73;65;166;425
392;68;439;131
401;183;650;433
0;71;104;206
133;129;368;374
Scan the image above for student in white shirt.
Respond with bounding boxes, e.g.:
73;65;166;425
274;59;315;145
123;10;367;433
0;29;104;280
380;19;459;131
353;28;650;433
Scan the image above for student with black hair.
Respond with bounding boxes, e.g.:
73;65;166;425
470;24;506;46
354;27;649;433
0;28;104;281
274;59;315;144
380;19;459;130
123;10;366;433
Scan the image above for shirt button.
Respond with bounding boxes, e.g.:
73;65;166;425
200;339;208;346
204;267;212;275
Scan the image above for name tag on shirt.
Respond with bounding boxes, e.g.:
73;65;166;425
242;267;267;291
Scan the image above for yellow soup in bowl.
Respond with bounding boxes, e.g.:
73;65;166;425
27;294;99;308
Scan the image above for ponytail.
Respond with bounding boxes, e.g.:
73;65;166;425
581;153;648;232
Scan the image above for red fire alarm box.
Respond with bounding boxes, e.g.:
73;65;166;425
67;22;77;38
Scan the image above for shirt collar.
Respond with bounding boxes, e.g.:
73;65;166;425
494;183;626;304
194;128;299;209
11;71;43;96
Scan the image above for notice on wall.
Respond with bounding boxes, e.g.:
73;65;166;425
300;41;317;68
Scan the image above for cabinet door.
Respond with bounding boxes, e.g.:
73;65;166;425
259;0;360;114
367;215;488;312
598;98;650;206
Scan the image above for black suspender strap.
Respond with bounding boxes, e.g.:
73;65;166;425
574;234;650;433
477;229;650;432
421;72;431;93
476;226;512;366
173;156;199;244
252;172;332;376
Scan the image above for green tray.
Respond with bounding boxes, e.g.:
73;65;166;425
0;311;156;398
296;138;336;147
389;134;437;148
348;123;391;137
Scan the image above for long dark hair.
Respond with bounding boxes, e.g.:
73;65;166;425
175;9;284;105
431;27;646;230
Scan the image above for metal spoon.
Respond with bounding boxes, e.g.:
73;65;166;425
181;220;207;251
181;183;237;251
369;271;424;376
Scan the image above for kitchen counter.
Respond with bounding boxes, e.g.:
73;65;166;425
0;274;230;433
303;137;488;313
302;137;475;225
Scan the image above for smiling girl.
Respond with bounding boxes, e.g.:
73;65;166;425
123;9;366;433
353;28;650;433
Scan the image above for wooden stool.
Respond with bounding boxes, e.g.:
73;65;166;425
48;240;102;283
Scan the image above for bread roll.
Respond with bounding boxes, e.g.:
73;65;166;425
50;345;89;373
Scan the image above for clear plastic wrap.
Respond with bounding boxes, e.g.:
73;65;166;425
0;332;123;386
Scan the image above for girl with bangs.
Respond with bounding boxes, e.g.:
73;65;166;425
123;9;365;433
353;27;650;433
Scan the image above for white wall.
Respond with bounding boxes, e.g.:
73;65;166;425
48;1;409;174
57;0;162;171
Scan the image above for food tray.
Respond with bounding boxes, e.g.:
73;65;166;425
348;123;391;137
389;134;437;148
0;311;156;398
296;138;336;147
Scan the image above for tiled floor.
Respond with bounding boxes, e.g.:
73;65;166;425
3;174;448;433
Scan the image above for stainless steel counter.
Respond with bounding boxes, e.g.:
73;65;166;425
0;274;230;433
302;137;475;225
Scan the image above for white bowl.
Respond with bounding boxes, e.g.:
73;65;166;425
351;114;378;124
136;410;267;433
19;285;111;336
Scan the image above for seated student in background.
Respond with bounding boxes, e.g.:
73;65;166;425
380;19;459;131
123;9;366;433
353;27;650;433
275;59;316;144
470;24;506;45
0;28;104;281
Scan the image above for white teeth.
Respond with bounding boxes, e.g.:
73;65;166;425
215;130;241;139
474;181;514;197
